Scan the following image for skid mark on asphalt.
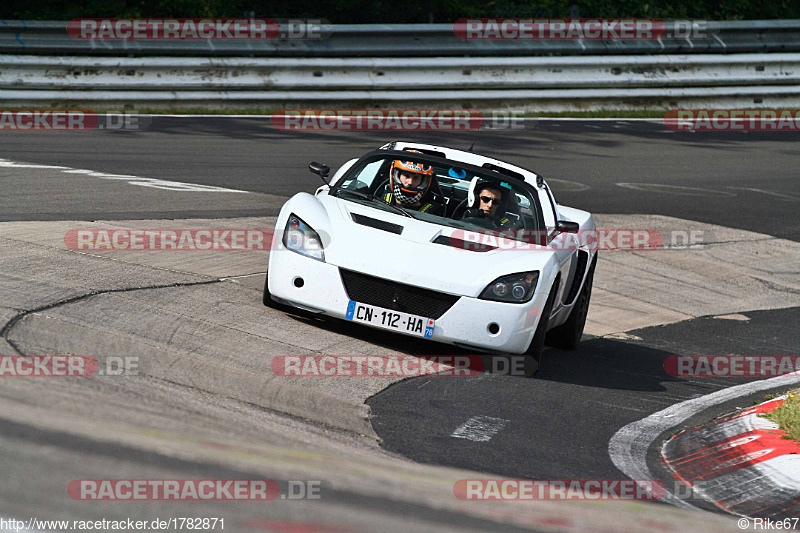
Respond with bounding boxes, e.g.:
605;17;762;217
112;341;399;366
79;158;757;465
451;416;509;442
0;278;221;356
0;158;248;193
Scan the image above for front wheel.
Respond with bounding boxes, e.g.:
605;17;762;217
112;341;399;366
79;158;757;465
546;257;595;350
524;284;558;374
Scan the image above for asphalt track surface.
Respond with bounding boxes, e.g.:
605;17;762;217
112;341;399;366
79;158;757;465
368;306;800;515
1;118;799;241
1;117;799;529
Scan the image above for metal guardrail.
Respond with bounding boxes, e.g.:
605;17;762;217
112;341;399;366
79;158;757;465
3;54;798;91
2;20;800;56
1;53;798;110
1;20;798;110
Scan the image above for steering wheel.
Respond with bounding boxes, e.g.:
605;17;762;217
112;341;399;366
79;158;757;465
466;215;500;229
452;195;528;232
451;198;469;220
462;207;505;228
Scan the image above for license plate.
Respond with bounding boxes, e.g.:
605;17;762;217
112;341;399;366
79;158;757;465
345;300;434;338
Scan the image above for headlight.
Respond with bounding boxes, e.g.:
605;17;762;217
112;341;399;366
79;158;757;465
479;271;539;303
282;214;325;262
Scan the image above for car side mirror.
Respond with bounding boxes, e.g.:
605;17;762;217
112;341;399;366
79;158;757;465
556;220;579;233
309;162;330;179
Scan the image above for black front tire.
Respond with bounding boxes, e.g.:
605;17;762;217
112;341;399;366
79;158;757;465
546;257;596;350
523;283;558;374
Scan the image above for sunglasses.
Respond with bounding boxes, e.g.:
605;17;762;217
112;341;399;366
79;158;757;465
479;195;500;205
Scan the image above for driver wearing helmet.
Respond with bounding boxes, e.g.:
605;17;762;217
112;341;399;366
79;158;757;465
383;154;445;215
461;177;517;228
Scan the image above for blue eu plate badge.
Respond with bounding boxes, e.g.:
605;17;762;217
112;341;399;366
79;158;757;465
424;318;434;338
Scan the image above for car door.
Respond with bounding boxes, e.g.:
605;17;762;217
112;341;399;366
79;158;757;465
537;182;576;313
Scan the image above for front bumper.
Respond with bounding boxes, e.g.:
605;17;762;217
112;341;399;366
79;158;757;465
268;249;549;354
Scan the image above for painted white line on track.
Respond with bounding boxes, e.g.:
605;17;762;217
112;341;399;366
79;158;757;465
616;182;737;197
0;158;248;193
545;178;590;192
727;187;800;201
451;416;509;442
608;372;800;510
0;161;69;169
712;313;750;321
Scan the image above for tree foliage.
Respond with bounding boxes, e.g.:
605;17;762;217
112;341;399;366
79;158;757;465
2;0;797;22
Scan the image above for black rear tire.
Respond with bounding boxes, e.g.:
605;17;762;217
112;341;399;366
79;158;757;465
546;256;596;350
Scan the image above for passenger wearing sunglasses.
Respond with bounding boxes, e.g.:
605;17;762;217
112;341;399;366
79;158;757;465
462;178;516;229
477;188;503;216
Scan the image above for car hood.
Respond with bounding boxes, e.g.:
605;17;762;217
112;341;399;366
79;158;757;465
283;193;558;298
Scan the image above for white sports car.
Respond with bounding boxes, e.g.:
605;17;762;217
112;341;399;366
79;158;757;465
264;142;596;365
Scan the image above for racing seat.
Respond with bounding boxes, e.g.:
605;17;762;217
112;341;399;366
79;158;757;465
499;191;525;229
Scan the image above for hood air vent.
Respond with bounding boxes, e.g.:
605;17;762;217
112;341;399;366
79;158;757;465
432;234;496;252
351;213;404;235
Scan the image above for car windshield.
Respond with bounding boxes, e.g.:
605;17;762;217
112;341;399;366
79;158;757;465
330;152;542;236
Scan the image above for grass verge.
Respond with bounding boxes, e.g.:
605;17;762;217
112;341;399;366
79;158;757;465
764;389;800;442
0;104;671;118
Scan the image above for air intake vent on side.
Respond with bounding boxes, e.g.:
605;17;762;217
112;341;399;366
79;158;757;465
565;250;589;305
